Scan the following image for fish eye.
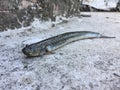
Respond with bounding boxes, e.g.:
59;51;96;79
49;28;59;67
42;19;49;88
26;44;29;47
29;45;37;52
25;46;32;52
32;46;36;51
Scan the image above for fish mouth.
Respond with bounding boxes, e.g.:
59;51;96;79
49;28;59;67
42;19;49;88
22;48;32;56
22;48;30;56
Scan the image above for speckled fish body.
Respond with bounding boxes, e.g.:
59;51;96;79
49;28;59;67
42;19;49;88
22;31;115;57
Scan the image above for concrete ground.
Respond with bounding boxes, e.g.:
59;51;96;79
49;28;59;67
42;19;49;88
0;12;120;90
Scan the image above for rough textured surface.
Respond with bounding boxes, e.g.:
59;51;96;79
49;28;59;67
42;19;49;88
0;0;81;31
0;12;120;90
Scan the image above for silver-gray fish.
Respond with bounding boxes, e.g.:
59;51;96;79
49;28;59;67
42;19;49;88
22;31;115;57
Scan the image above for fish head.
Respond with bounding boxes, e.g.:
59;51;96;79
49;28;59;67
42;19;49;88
22;44;41;57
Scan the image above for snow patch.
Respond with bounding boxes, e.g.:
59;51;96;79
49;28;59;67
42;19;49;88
83;0;119;10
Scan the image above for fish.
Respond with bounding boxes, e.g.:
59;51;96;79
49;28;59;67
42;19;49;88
22;31;115;57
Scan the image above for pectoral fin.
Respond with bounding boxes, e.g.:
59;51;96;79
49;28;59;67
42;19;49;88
45;46;54;55
45;51;55;55
46;45;53;52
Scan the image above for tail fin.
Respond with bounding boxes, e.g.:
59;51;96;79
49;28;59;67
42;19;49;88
100;35;116;38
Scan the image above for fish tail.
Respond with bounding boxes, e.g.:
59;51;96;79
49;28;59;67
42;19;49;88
100;35;116;38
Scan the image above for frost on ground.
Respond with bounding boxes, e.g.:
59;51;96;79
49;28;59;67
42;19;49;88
0;12;120;90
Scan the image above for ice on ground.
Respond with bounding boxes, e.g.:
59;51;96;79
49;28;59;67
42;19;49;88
0;12;120;90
